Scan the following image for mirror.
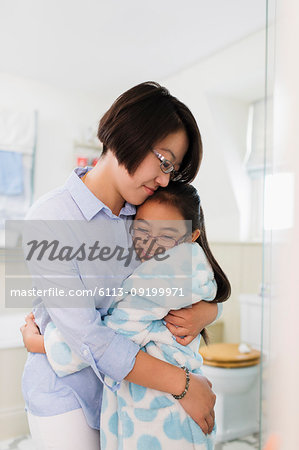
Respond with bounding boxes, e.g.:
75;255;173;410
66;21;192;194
0;2;272;449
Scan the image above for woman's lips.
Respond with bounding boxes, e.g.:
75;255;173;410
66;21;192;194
143;185;155;195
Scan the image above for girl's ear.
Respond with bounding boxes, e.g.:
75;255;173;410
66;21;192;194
192;229;200;242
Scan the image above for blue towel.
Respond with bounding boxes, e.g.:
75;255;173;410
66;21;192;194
0;150;24;195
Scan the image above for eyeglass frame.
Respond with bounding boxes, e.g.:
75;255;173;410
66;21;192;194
152;149;182;181
129;224;190;249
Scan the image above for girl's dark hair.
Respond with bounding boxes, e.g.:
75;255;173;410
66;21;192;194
148;182;231;344
98;81;202;183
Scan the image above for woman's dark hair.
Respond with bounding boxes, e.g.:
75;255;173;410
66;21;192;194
98;81;202;183
147;182;231;344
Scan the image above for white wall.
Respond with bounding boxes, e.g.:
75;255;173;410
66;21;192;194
210;241;262;343
161;29;267;242
266;1;299;448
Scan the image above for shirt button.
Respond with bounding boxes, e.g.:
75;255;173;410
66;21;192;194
83;349;89;357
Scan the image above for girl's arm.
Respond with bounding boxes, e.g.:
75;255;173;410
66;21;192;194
164;301;221;346
21;317;89;376
21;302;219;354
21;302;220;358
21;314;45;353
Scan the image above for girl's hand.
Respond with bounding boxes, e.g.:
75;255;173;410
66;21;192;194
179;373;216;435
163;301;218;346
20;313;45;353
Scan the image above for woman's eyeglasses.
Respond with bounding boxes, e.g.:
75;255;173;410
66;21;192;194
152;149;182;181
130;226;189;249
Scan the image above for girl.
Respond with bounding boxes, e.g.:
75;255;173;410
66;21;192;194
24;183;231;449
21;82;222;449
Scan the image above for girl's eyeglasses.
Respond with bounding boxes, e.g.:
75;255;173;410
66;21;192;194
152;149;182;181
130;226;189;249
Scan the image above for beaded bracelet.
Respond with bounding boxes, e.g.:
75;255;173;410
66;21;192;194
172;366;190;400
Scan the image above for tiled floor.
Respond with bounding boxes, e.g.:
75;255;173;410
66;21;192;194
0;433;260;449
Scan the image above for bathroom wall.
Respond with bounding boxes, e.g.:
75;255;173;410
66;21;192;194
210;242;263;343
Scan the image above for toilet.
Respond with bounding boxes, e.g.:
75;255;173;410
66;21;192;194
200;294;263;443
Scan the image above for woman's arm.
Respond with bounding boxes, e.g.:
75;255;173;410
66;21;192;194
125;349;216;435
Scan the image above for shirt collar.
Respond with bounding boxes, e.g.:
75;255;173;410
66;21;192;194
64;167;136;221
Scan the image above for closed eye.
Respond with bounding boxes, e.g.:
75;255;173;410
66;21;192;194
160;235;175;241
135;227;150;233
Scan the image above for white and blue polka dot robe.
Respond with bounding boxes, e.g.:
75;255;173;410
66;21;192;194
45;243;218;449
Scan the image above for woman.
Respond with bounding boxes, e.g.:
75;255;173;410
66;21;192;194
21;81;221;450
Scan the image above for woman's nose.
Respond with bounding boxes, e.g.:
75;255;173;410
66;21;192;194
155;171;170;187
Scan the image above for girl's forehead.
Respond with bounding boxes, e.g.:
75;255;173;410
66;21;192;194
134;202;188;234
135;200;183;221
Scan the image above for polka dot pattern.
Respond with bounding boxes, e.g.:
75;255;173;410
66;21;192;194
129;383;146;402
163;411;183;440
121;411;134;438
181;417;206;444
149;396;173;409
134;407;158;422
108;412;118;436
50;342;72;366
137;435;162;450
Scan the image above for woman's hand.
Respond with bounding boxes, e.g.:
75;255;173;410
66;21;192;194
20;313;45;353
163;301;218;345
179;373;216;434
126;351;216;434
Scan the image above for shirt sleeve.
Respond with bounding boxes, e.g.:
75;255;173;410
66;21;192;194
23;221;140;390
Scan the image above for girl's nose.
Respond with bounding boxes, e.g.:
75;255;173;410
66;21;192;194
143;237;157;248
141;236;160;253
155;171;171;187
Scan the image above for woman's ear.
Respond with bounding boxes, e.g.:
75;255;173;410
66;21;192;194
191;229;200;242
